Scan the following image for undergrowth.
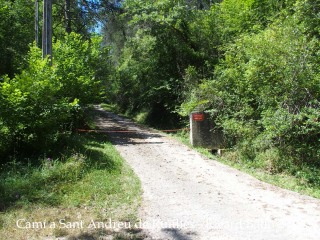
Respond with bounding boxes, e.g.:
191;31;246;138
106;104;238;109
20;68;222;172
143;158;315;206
0;133;142;239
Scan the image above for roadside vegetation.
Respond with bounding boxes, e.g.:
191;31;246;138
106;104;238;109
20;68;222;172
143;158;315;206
1;1;320;239
103;0;320;198
0;132;142;239
101;103;320;199
0;1;141;239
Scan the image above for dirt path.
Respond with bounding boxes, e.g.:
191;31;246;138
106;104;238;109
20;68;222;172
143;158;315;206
94;106;320;240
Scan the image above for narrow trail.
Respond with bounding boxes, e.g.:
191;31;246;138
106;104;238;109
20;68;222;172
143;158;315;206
94;106;320;240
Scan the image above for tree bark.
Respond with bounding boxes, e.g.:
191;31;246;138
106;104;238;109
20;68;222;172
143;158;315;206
65;0;71;34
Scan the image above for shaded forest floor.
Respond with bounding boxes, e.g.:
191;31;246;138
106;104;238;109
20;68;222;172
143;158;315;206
0;130;142;239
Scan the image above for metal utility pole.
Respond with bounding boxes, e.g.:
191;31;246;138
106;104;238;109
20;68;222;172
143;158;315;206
42;0;52;64
35;0;39;47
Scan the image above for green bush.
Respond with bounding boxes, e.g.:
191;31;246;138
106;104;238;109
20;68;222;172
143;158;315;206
182;13;320;169
53;33;106;104
0;33;107;159
0;48;73;156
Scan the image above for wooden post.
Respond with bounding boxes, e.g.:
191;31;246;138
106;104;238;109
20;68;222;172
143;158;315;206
42;0;52;65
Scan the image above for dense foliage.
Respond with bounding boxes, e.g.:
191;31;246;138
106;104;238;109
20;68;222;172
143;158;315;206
180;0;320;170
105;0;212;127
0;0;115;159
0;0;319;177
104;0;320;172
0;0;34;77
0;33;108;159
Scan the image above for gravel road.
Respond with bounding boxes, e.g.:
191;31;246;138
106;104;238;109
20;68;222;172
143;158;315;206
94;106;320;240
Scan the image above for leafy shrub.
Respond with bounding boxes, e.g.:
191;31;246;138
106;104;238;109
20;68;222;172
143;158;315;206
53;33;106;104
0;48;73;157
0;33;107;159
255;148;290;173
182;13;320;170
0;0;34;77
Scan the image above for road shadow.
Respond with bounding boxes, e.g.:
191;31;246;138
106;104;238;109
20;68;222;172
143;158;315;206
162;228;198;240
106;131;164;146
66;227;148;240
93;108;164;146
68;227;198;240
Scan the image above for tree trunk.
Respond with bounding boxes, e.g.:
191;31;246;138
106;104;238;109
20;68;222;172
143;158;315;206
65;0;71;34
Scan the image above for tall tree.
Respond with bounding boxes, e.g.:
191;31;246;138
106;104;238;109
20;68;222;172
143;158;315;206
0;0;34;77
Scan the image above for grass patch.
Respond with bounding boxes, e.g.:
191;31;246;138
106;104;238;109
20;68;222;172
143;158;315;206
100;103;148;124
167;131;320;199
0;133;142;239
100;103;118;112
